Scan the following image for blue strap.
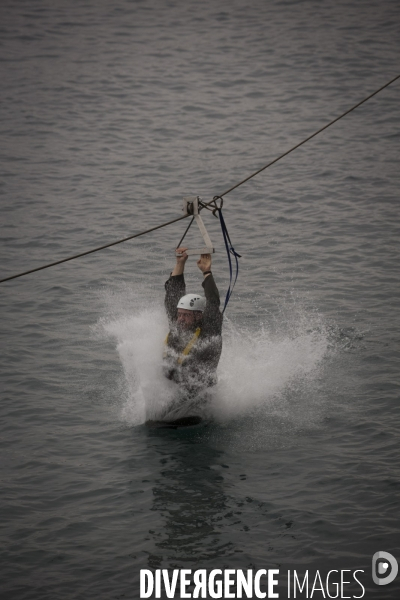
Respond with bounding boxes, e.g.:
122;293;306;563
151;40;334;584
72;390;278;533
218;209;241;313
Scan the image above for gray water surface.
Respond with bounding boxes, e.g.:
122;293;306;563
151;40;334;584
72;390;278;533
1;1;400;598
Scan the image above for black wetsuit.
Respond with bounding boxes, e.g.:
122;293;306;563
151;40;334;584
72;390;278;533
164;273;223;395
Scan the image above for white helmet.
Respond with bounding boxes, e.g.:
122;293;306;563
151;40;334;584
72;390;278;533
177;294;206;312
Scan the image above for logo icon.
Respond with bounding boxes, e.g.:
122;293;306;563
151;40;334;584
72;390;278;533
372;551;398;585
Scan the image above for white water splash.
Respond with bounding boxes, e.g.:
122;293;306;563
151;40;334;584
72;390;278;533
101;307;174;424
97;286;330;426
212;317;328;420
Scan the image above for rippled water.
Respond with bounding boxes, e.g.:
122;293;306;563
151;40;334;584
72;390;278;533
1;0;399;598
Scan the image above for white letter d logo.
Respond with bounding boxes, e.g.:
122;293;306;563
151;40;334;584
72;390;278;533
372;551;398;586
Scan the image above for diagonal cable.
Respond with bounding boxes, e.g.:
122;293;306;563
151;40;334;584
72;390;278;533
215;72;400;198
1;73;399;285
0;215;187;283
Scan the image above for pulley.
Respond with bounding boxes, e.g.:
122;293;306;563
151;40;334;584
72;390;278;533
176;196;215;256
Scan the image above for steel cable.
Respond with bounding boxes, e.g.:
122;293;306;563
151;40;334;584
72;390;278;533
1;73;398;285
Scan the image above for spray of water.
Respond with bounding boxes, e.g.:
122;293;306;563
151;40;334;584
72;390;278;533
212;317;328;420
96;285;330;428
101;307;175;423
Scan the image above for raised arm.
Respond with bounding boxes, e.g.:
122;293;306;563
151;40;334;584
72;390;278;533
198;253;223;336
164;247;188;325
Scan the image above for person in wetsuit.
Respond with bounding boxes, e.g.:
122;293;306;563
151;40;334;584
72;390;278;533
163;247;223;399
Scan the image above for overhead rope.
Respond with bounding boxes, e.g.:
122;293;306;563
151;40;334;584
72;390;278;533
216;72;400;198
0;215;188;284
0;73;398;285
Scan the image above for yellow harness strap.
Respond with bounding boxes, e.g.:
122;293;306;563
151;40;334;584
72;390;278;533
164;328;201;364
